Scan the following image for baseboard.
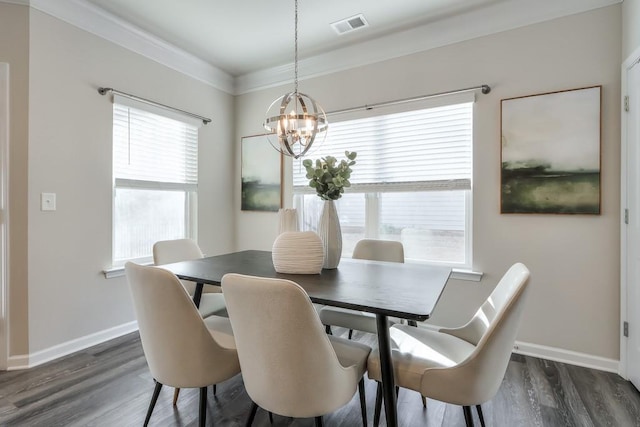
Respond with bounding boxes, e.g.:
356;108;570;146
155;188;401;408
7;321;138;370
514;340;619;373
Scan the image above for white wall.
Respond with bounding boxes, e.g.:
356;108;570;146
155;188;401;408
623;0;640;59
236;6;622;361
26;9;235;354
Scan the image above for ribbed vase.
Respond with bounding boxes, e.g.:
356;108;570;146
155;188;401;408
318;200;342;269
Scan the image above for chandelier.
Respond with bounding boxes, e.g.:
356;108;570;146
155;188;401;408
263;0;328;159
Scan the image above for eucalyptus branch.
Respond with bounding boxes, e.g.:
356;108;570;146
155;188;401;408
302;151;357;201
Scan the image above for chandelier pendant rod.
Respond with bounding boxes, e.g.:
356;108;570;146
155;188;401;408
294;0;299;96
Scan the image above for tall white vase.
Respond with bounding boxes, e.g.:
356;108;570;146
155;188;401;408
318;200;342;269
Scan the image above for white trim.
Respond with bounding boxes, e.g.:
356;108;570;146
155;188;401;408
0;63;8;371
619;46;640;380
414;325;617;372
27;0;234;94
0;0;29;5
450;269;483;282
513;341;619;374
115;178;197;193
1;0;620;95
235;0;623;94
7;321;139;370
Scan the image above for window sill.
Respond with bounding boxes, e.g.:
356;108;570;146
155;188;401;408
450;269;483;282
103;262;153;279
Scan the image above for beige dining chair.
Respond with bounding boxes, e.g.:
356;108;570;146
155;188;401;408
367;263;531;427
153;238;226;318
221;273;372;426
319;239;405;338
153;238;227;404
125;262;240;427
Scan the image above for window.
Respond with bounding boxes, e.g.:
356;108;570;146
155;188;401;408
293;97;473;268
112;96;199;265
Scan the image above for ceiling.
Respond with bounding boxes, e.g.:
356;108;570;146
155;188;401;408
84;0;507;76
20;0;621;93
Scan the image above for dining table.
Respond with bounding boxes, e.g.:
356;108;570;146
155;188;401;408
162;249;451;427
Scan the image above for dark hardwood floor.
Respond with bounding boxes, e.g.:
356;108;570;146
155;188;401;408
1;328;639;426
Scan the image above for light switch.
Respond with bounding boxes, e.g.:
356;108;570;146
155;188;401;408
41;193;56;211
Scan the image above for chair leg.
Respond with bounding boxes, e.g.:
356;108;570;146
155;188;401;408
348;329;353;339
268;411;274;424
408;320;418;327
213;384;217;396
172;388;180;406
325;325;332;335
476;405;485;427
199;386;207;427
144;381;163;427
463;405;475;427
245;401;259;427
374;382;382;427
421;395;427;408
315;416;323;427
358;378;367;426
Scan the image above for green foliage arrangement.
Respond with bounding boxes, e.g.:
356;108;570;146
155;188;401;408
302;151;357;201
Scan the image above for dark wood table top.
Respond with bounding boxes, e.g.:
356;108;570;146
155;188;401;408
162;250;451;321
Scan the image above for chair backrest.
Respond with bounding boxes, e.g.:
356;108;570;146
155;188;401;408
221;273;359;418
153;238;205;295
352;239;404;263
421;263;530;406
125;262;238;388
153;238;204;265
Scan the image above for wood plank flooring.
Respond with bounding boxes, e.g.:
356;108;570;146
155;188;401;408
0;328;639;426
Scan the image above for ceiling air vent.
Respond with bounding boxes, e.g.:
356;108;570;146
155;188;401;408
331;14;368;35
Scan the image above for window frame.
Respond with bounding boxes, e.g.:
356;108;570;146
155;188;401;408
293;94;474;269
110;98;200;267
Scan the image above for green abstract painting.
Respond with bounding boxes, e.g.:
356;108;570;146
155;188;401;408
241;134;282;212
501;86;601;214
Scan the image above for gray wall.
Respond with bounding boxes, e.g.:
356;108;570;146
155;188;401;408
0;3;30;356
623;0;640;59
236;6;622;360
23;9;236;354
0;2;627;364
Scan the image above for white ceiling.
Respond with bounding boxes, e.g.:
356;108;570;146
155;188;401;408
84;0;507;76
20;0;622;93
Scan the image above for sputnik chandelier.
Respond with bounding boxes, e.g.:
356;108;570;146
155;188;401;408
263;0;328;159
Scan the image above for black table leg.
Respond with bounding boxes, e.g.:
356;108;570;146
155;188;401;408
375;314;397;427
193;282;204;307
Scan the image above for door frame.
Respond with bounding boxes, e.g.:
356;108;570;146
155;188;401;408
620;46;640;379
0;63;8;370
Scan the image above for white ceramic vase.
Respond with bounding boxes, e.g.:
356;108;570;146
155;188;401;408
272;231;324;274
318;200;342;269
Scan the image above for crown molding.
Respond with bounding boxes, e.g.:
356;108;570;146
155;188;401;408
235;0;622;94
0;0;29;5
1;0;621;95
25;0;235;94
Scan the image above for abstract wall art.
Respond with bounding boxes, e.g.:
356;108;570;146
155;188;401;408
500;86;601;214
241;133;282;212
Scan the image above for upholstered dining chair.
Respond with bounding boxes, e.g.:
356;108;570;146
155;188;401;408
367;263;531;427
153;238;227;405
153;238;226;318
319;239;405;338
221;273;372;427
125;262;240;427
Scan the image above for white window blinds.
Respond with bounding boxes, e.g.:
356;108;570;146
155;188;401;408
112;98;199;264
293;102;472;193
113;102;198;190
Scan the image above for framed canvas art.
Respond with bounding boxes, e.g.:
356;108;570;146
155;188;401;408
500;86;601;214
241;133;283;212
